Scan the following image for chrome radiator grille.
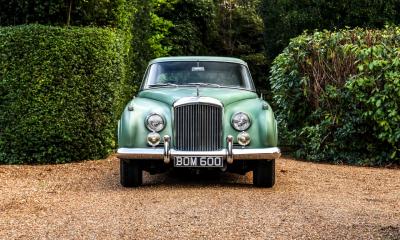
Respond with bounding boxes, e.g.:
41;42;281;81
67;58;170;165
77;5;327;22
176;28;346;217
174;103;222;151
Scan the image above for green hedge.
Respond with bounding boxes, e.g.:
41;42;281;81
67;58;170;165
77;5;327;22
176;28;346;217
270;26;400;165
0;25;132;164
261;0;400;69
0;0;130;28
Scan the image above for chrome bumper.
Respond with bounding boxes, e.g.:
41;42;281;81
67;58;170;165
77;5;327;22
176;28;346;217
117;135;281;164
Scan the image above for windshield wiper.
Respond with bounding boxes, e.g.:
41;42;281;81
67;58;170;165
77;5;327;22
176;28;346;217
148;83;178;88
186;83;221;87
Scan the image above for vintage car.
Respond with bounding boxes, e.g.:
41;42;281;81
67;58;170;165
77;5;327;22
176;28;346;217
117;56;280;187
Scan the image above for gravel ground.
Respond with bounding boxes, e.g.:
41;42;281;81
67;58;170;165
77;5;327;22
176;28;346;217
0;156;399;240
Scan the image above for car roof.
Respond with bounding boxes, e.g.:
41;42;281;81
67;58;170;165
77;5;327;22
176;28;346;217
149;56;248;66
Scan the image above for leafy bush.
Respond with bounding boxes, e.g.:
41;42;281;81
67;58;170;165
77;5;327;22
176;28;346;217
270;26;400;165
261;0;400;72
0;25;131;164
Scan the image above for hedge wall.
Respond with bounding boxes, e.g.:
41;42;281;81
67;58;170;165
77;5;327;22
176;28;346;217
270;26;400;166
0;25;131;164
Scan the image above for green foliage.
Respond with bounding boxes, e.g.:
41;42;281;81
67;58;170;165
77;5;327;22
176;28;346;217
214;0;267;88
261;0;400;71
157;0;216;56
0;0;129;27
154;0;267;88
270;26;400;165
128;0;174;80
0;25;131;164
1;0;267;88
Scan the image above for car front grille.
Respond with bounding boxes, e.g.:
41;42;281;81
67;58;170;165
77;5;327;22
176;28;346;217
174;103;222;151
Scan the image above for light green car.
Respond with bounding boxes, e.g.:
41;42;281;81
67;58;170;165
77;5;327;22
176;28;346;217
117;56;280;187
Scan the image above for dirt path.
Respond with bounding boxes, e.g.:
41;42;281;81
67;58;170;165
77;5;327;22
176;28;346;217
0;156;399;239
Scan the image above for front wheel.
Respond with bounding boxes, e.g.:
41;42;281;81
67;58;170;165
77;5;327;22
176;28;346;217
253;159;275;188
120;159;143;187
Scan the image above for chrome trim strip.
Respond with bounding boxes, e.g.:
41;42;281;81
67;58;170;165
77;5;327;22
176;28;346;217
232;147;281;160
117;148;164;159
173;96;223;107
117;147;281;161
170;149;227;157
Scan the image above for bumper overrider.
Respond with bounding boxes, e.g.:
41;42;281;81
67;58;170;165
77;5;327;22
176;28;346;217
117;135;281;164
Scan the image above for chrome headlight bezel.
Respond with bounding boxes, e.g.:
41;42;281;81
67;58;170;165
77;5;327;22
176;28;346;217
145;113;165;132
231;112;251;131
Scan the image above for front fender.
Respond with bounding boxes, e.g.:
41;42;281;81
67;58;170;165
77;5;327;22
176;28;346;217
223;99;278;148
118;97;172;148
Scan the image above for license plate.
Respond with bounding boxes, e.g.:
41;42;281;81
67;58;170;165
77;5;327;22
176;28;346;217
174;156;223;167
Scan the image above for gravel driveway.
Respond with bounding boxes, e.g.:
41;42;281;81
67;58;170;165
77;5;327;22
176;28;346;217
0;156;399;239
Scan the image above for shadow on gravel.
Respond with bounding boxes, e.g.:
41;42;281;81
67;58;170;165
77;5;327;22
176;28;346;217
141;169;254;189
99;162;268;190
379;226;400;240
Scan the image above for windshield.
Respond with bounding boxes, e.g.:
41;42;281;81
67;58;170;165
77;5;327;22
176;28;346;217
143;61;255;90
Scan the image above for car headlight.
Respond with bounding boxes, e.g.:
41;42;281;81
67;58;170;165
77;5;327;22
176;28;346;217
145;113;165;132
147;132;161;146
231;112;251;131
237;131;251;146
